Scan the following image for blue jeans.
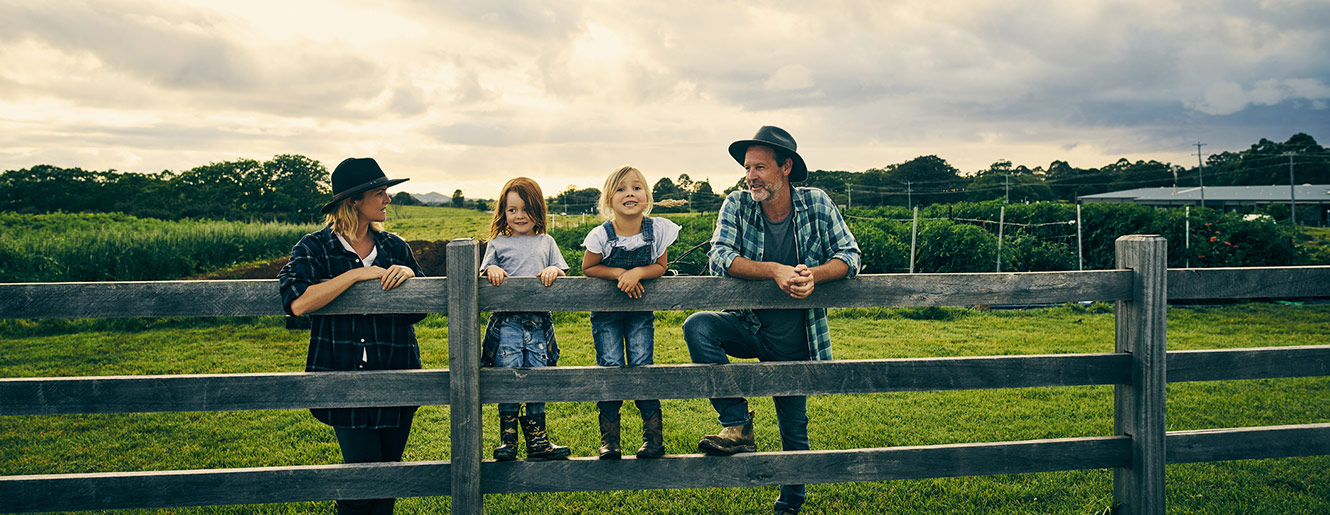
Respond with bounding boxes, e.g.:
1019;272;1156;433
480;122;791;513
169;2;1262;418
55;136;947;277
495;315;548;416
683;311;809;513
590;311;661;421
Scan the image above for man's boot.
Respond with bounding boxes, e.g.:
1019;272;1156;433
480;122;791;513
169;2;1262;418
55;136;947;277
519;412;572;460
698;411;756;455
492;413;520;461
636;411;665;459
598;414;621;459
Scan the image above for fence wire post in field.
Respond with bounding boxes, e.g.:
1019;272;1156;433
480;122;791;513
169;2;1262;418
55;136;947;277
1184;206;1190;269
995;205;1005;272
447;238;483;515
910;205;919;274
1113;234;1167;515
1076;204;1084;271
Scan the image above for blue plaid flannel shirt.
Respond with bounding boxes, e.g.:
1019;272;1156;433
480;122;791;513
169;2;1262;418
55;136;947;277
708;187;861;361
277;226;426;429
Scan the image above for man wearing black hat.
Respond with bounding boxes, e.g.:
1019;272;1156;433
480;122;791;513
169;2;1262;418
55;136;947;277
683;126;861;515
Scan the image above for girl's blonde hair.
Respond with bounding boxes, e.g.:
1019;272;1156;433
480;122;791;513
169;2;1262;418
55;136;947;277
324;190;385;243
598;166;653;221
489;177;548;239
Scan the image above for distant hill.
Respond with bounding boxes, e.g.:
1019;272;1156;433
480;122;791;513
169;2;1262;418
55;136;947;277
411;191;450;205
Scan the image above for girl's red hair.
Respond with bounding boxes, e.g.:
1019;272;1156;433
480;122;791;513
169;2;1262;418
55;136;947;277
489;177;548;239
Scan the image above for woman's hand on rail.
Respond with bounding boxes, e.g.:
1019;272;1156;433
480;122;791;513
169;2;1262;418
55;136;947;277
381;264;415;290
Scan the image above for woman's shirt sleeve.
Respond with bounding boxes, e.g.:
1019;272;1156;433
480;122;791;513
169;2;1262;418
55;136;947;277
278;235;321;316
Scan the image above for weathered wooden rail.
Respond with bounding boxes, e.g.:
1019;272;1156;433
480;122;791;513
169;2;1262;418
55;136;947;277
2;235;1329;514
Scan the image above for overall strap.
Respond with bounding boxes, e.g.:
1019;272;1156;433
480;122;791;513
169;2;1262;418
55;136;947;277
640;217;654;242
601;220;618;242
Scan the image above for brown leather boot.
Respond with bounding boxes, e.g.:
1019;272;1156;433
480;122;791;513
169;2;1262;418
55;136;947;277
519;412;571;460
493;413;520;461
598;414;621;459
636;411;665;459
698;411;756;456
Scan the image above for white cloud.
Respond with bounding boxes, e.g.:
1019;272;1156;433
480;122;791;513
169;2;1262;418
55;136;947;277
0;0;1326;195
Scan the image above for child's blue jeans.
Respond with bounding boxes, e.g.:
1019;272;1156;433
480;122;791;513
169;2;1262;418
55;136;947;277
495;314;549;416
589;311;661;421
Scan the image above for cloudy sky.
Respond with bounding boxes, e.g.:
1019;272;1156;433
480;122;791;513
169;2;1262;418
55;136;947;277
2;0;1327;197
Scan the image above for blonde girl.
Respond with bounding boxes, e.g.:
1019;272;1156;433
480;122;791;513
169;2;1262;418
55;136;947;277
581;166;680;459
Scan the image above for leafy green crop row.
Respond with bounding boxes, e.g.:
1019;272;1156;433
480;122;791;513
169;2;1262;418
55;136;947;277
0;212;319;282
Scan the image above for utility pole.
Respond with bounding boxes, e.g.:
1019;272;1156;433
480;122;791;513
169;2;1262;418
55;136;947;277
1195;142;1207;208
847;184;853;209
906;181;912;208
1285;153;1297;226
1004;173;1010;204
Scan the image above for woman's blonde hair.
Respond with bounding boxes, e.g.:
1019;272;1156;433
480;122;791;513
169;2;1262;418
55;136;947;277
598;166;653;221
324;190;384;243
489;177;548;239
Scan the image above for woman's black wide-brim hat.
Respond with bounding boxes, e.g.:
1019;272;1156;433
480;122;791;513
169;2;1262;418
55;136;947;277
321;157;409;213
727;125;807;182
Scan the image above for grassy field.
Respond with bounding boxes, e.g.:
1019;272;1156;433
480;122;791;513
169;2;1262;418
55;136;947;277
2;303;1327;514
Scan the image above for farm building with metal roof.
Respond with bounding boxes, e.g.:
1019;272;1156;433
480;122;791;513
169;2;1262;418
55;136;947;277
1079;185;1330;226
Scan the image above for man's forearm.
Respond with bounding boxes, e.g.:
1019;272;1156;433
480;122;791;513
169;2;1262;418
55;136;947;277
726;256;781;281
810;258;850;284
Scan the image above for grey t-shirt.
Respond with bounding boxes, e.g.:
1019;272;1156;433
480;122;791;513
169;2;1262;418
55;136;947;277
480;234;569;276
754;209;809;360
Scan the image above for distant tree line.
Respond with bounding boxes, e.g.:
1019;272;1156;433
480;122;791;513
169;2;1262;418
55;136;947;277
3;134;1326;222
1;155;331;223
795;133;1329;209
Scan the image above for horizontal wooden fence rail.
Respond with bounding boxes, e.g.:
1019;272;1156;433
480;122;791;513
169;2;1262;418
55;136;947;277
0;278;449;319
7;422;1330;514
478;271;1134;311
0;461;455;514
2;265;1326;321
6;345;1329;416
1167;266;1330;300
0;370;452;416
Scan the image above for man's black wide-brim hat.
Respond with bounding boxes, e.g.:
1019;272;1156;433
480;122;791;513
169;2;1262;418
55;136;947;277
321;157;409;214
727;125;808;182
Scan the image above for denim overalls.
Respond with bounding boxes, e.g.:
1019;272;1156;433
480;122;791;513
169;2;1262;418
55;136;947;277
589;218;662;421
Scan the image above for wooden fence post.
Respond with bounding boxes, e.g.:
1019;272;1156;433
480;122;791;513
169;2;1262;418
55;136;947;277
447;239;483;515
1112;235;1167;515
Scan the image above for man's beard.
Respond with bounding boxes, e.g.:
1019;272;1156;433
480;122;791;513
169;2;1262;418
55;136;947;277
748;180;780;202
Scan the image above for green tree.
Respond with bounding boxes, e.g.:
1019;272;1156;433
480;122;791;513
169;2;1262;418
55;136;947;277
260;154;329;222
965;160;1054;203
690;180;722;212
452;189;465;209
885;155;965;206
393;191;420;206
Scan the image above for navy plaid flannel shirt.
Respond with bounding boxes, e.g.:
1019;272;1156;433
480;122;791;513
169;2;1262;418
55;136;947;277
707;187;861;361
278;226;426;429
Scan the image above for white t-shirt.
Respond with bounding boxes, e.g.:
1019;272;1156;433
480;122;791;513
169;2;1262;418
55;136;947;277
581;216;681;262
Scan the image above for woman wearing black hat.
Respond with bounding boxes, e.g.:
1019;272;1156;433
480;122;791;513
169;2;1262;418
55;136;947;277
277;157;423;515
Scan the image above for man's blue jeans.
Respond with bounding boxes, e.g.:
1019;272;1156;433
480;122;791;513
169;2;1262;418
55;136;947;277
590;311;661;421
683;311;809;513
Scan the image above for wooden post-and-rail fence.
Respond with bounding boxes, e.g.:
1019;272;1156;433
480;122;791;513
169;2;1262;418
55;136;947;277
2;235;1330;514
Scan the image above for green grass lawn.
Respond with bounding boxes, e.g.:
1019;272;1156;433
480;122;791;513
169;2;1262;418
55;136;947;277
386;205;493;241
2;303;1327;514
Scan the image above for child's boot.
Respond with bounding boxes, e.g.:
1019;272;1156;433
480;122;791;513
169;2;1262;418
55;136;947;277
636;411;665;459
493;413;520;461
520;412;571;460
598;414;622;459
